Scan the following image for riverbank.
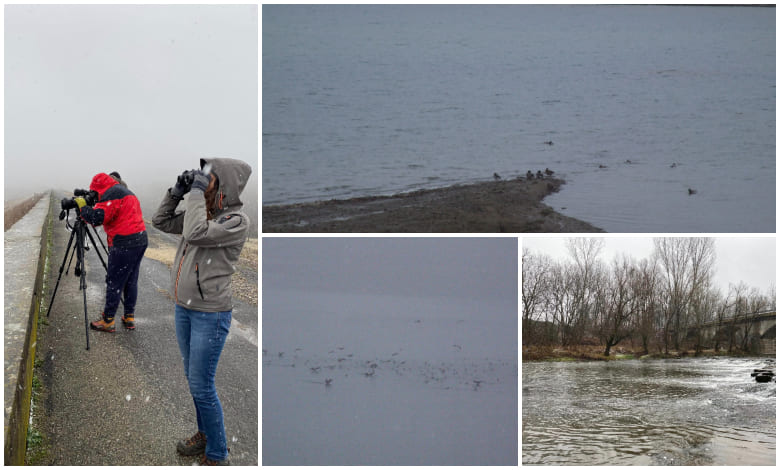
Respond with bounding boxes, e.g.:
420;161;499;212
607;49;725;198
522;345;762;362
262;177;604;233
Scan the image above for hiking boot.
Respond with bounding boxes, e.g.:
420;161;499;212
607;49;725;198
199;453;230;466
89;317;115;333
121;313;136;330
177;430;206;456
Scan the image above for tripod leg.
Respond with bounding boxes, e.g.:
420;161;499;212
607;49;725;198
83;276;90;351
73;220;91;350
85;225;124;308
46;227;77;317
85;226;109;272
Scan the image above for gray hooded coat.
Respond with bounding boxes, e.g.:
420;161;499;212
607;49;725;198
152;157;252;312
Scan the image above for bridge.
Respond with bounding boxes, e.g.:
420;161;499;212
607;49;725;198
686;310;775;355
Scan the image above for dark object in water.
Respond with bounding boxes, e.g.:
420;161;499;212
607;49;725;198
544;140;553;145
752;368;774;383
688;188;697;195
493;172;501;180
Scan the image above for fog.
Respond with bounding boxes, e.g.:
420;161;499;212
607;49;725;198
262;238;518;465
263;237;518;302
4;4;258;232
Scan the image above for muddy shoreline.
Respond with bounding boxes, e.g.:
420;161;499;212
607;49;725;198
262;177;604;233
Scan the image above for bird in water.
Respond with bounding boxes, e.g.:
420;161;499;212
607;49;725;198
670;162;678;168
493;172;501;180
545;168;554;176
526;170;534;180
688;188;697;195
543;140;554;145
599;164;608;169
325;378;333;387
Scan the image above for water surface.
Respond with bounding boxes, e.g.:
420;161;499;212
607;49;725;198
522;358;776;465
263;5;774;232
263;288;518;465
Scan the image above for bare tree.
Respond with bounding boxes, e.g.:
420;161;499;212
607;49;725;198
630;257;660;356
564;238;604;345
594;255;636;356
654;238;692;353
522;249;553;345
712;292;730;352
653;238;715;353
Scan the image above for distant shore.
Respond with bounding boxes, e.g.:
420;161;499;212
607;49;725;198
262;177;604;233
522;345;767;362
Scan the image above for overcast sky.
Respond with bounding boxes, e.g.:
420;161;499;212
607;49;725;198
4;4;257;200
523;236;776;295
263;238;518;304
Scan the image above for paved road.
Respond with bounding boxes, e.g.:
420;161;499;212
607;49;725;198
33;197;258;465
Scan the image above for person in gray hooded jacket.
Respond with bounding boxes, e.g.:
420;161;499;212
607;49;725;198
152;157;252;466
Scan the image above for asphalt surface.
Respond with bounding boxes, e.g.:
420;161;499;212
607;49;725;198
32;197;258;465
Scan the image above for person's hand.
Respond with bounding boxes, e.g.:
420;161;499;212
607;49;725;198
171;170;195;199
191;169;210;192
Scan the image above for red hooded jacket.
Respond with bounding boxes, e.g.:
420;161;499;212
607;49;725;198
79;173;147;247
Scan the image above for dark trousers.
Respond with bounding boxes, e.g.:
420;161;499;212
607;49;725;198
103;243;147;320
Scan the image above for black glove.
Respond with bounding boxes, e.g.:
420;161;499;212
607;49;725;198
171;170;196;199
191;169;210;192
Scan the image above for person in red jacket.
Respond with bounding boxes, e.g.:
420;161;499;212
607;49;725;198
76;172;148;332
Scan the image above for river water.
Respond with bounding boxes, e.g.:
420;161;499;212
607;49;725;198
263;5;775;232
522;357;775;465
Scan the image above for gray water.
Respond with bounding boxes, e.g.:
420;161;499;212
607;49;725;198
523;358;776;465
262;288;518;465
263;5;774;232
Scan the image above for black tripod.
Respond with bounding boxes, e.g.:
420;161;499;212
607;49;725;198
46;208;111;350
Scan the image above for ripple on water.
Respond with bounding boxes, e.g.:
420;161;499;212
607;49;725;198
523;358;776;465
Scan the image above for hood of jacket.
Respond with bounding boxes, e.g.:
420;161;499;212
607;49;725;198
90;173;119;199
200;157;252;215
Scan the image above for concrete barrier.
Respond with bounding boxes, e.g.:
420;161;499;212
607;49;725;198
4;193;51;465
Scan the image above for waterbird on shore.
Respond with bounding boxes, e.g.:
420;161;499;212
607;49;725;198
493;172;501;180
526;170;534;180
688;188;697;195
545;168;554;176
536;170;544;179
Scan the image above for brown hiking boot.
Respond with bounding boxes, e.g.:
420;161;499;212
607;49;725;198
121;313;136;330
177;430;206;456
89;317;115;333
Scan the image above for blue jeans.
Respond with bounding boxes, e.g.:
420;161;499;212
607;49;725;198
175;305;231;461
104;244;147;320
